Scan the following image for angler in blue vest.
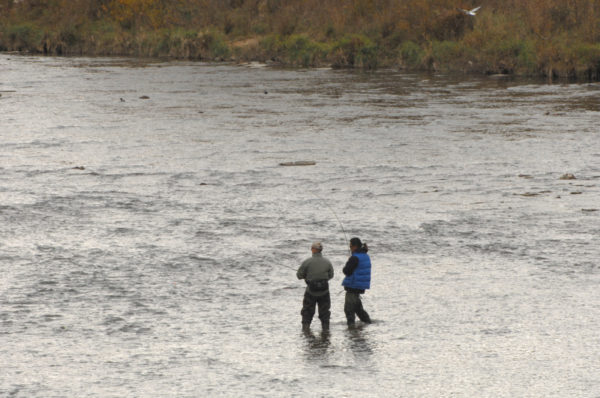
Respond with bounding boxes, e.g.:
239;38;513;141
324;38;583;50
342;237;372;326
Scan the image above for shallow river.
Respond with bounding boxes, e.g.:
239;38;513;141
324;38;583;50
1;54;600;397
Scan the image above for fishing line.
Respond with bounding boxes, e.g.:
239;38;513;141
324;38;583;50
280;189;351;274
310;190;352;296
309;190;351;255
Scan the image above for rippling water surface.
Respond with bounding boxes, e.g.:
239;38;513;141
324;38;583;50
1;54;600;397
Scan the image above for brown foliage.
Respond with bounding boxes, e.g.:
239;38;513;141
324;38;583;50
2;0;600;77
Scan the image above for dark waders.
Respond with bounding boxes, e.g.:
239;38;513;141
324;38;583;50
301;291;331;330
344;290;371;325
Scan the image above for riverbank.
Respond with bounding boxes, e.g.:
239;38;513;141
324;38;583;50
1;0;600;79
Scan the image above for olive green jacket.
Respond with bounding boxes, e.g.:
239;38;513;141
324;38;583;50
297;252;334;296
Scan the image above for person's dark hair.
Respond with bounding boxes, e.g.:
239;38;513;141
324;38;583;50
349;237;362;248
350;237;368;252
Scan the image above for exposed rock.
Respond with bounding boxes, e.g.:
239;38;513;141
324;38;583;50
570;191;582;195
279;161;316;166
139;95;150;99
518;174;533;179
517;190;551;197
582;209;598;212
72;166;85;170
560;173;576;180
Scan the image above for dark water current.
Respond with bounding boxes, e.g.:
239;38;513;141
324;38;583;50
1;54;600;397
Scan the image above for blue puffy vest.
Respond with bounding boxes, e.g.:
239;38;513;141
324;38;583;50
342;252;371;290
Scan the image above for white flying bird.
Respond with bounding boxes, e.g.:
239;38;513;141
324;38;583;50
457;5;481;16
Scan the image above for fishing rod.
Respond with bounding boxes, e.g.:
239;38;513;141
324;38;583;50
280;190;351;275
309;190;351;256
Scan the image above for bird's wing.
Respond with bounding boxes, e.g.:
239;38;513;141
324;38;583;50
470;6;482;13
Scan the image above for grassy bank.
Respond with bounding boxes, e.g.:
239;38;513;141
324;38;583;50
2;0;600;79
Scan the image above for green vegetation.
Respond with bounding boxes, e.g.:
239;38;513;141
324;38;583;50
1;0;600;78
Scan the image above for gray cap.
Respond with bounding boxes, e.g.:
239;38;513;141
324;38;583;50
311;242;323;250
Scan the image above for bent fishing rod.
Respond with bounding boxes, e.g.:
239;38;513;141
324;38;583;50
280;191;351;272
309;190;351;256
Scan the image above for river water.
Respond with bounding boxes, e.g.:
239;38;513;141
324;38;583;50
1;54;599;397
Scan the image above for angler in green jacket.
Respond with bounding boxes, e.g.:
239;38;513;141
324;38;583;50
297;242;334;330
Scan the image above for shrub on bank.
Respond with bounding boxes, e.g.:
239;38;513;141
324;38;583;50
330;34;378;69
280;34;328;67
132;28;230;59
399;41;424;69
259;34;330;67
572;43;600;79
4;22;43;52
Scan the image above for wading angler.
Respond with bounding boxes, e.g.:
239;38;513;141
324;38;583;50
342;237;372;326
297;242;334;331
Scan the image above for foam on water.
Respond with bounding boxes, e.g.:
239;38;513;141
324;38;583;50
1;54;600;397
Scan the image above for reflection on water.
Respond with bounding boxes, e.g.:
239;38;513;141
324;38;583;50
303;328;332;358
346;326;374;358
301;324;375;367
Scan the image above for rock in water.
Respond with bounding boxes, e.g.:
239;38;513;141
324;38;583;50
279;161;317;166
560;173;576;180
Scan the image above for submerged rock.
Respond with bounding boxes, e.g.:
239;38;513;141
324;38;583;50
279;161;316;166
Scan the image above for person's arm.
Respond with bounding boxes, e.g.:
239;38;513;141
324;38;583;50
328;261;334;280
297;260;308;280
343;256;359;276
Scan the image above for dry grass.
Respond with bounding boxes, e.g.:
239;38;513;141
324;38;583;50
1;0;600;77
